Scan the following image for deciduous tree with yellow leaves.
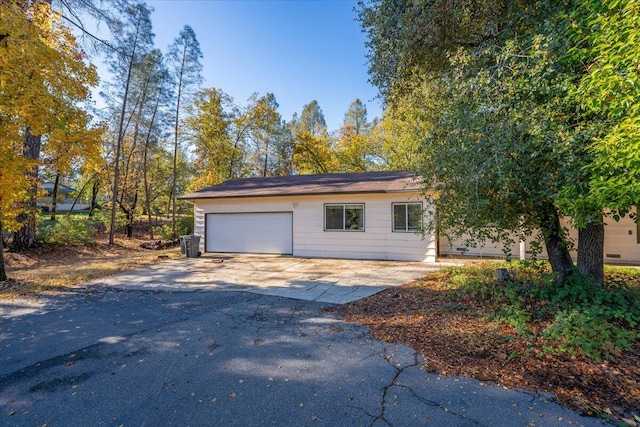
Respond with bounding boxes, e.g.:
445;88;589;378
0;1;101;280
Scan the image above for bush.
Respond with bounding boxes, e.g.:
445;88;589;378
153;215;194;240
91;209;127;230
37;216;97;245
447;262;640;361
537;275;640;360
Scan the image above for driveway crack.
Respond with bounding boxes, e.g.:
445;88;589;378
368;350;420;426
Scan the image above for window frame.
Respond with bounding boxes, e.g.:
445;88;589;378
392;202;423;233
324;203;365;232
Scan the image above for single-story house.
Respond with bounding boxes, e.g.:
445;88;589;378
181;170;640;264
179;170;438;262
38;182;91;212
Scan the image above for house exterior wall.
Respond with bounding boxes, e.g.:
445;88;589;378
192;192;437;262
439;214;640;264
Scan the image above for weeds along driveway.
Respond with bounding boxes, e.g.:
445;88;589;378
86;254;455;304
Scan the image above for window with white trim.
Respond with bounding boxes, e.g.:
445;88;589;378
393;202;422;232
324;204;364;231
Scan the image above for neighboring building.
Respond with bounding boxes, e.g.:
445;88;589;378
439;214;640;265
38;182;90;212
180;171;437;262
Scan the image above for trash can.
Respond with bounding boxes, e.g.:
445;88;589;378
185;234;201;258
179;235;189;255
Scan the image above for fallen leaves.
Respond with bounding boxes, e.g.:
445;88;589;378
336;276;640;423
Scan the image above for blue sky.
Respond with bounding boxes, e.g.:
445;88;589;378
145;0;382;131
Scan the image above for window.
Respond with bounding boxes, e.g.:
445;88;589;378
393;202;422;232
324;204;364;231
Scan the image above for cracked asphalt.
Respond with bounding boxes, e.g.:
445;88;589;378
1;287;608;426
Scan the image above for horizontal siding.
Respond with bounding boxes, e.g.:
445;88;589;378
194;205;206;253
192;192;436;262
440;215;640;264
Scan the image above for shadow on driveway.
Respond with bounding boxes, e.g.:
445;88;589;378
0;289;607;426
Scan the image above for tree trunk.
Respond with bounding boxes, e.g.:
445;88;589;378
0;221;7;282
143;96;159;240
577;222;605;287
88;179;100;218
540;204;574;283
68;173;96;216
12;130;41;250
109;17;141;245
262;138;269;177
50;172;60;221
171;43;188;240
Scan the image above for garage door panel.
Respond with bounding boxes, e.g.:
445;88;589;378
206;212;293;254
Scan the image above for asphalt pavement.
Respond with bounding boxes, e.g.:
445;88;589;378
0;285;608;426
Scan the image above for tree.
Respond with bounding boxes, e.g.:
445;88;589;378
292;131;339;175
167;25;202;238
357;0;628;285
270;118;296;176
291;100;338;174
246;93;281;177
137;50;170;239
296;100;326;137
336;99;376;171
0;1;101;278
186;87;244;189
368;106;424;170
105;1;154;244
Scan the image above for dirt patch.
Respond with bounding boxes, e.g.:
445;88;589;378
335;275;640;425
2;225;181;297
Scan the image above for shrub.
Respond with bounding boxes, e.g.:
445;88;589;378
153;215;194;240
536;275;640;360
447;262;640;361
37;216;97;245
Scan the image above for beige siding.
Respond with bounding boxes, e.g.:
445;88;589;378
439;215;640;264
191;192;437;262
439;234;520;258
602;215;640;262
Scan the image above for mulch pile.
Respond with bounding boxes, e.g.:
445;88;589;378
334;277;640;425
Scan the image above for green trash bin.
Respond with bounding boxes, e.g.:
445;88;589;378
185;235;201;258
179;235;189;255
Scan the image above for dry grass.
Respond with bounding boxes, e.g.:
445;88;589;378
2;237;181;298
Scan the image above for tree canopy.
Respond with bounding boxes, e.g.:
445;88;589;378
358;0;640;285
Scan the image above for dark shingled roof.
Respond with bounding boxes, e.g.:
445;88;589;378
179;170;422;200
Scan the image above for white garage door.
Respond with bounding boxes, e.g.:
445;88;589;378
206;212;293;254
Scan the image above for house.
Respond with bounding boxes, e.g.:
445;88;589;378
439;215;640;264
179;170;437;262
38;182;91;212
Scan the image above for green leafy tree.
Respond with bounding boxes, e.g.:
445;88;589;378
336;98;376;171
368;104;425;170
246;93;281;177
187;87;245;189
358;0;633;286
296;100;326;137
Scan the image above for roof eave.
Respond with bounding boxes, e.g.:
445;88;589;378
178;188;423;200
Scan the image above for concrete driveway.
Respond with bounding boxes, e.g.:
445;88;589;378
88;254;454;304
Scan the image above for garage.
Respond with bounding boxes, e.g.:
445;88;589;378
205;212;293;254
